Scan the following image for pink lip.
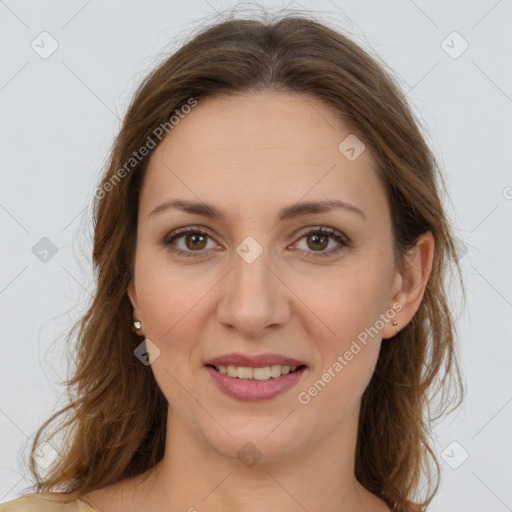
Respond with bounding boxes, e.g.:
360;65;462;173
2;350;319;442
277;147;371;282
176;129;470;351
204;352;307;368
205;365;307;401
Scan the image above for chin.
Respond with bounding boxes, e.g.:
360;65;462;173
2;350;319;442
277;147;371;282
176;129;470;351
200;414;310;465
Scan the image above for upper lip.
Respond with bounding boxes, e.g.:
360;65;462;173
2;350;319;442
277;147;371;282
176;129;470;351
204;353;307;368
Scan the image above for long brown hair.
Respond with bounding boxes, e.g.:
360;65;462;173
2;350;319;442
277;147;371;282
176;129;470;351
19;10;465;511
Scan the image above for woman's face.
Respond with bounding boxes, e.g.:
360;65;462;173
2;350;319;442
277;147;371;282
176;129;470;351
129;91;404;462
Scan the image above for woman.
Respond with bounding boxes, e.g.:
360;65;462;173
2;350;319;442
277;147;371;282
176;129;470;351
1;11;464;512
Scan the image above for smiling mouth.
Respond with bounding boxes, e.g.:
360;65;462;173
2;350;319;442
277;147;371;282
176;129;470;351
207;364;306;381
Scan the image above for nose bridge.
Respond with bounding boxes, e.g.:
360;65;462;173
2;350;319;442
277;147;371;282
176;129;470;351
216;234;289;334
234;237;273;295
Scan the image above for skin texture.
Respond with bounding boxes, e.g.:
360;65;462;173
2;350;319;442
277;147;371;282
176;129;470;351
82;91;434;512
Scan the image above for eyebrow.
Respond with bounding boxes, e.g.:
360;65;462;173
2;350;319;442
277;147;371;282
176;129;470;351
149;198;367;222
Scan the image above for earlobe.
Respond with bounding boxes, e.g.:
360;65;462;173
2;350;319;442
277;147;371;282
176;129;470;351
383;231;435;340
127;283;144;335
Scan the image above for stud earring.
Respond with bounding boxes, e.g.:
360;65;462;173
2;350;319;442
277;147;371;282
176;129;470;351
392;320;400;332
133;320;143;330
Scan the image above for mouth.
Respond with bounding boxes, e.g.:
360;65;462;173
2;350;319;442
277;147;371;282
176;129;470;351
204;362;308;401
206;364;307;381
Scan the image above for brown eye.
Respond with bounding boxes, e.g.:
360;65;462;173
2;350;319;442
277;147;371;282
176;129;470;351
163;227;215;258
183;233;207;250
163;225;349;259
293;226;349;258
306;233;329;251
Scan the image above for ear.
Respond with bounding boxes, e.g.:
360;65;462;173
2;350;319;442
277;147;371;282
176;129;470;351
127;281;143;329
127;281;139;310
382;231;435;339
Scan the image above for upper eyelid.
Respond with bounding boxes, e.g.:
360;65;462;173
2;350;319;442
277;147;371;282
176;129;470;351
164;225;347;249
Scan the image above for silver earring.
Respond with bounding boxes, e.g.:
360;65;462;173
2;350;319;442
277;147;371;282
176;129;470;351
133;320;143;330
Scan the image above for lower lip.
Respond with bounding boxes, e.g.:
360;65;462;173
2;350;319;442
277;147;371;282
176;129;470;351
205;366;306;401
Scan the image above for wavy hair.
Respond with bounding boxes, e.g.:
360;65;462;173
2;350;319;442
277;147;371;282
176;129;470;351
20;10;465;512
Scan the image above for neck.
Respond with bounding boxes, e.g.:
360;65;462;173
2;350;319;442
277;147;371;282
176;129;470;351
131;405;390;512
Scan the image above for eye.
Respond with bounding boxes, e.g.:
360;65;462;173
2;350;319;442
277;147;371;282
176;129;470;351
292;226;349;257
162;226;218;258
162;225;349;258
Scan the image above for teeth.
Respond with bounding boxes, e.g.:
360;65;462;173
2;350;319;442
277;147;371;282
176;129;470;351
237;366;253;379
270;364;283;378
253;367;271;380
215;365;299;380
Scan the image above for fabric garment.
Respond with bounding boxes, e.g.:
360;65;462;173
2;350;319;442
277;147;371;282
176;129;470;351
0;494;96;511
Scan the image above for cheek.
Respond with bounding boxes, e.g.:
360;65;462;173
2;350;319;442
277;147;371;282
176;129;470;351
296;252;392;402
298;270;389;416
132;251;218;393
298;341;379;426
134;249;212;337
300;254;394;346
133;257;208;406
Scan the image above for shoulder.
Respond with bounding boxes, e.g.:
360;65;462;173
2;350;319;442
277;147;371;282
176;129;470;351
0;493;95;512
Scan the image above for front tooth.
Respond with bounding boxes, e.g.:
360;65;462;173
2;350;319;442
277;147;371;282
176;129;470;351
237;366;253;379
218;365;228;375
270;365;282;378
253;366;271;380
227;365;238;378
281;365;291;375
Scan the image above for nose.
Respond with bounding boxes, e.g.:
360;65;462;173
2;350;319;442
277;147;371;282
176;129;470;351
215;241;291;337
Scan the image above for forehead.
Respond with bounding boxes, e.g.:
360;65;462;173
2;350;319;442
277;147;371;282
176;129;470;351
139;91;388;224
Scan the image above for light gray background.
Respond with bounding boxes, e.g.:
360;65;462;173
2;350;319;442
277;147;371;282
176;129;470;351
1;1;511;510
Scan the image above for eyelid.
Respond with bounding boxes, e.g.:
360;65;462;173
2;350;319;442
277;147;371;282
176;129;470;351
293;225;347;243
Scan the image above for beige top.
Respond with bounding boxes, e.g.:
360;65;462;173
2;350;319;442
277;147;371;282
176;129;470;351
0;494;97;511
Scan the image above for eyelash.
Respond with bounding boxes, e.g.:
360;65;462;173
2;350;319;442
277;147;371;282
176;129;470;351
162;225;349;259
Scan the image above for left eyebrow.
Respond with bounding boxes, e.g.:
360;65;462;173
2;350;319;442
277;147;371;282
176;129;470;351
149;198;367;222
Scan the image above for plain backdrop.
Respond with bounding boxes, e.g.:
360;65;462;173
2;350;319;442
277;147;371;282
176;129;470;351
1;1;511;510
